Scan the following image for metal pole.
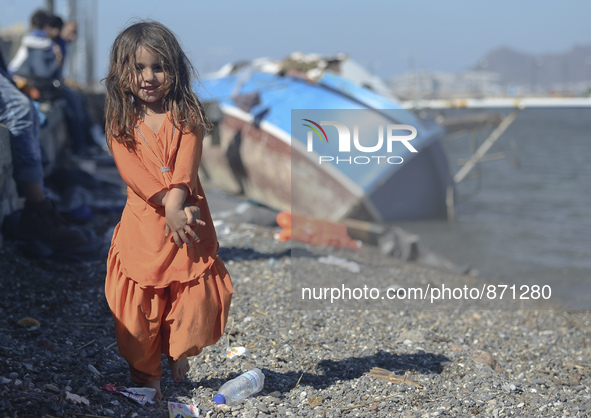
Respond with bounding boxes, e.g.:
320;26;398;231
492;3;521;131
68;0;77;21
78;1;87;86
45;0;54;13
66;0;78;82
453;110;520;184
85;0;96;87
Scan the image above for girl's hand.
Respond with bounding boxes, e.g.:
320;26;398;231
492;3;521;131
165;208;200;248
164;204;206;247
183;203;206;228
163;186;204;248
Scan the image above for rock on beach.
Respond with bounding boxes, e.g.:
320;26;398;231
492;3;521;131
0;209;590;417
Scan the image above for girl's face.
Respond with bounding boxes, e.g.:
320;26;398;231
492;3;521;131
131;46;166;112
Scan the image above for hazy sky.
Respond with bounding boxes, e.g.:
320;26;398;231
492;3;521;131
2;0;590;81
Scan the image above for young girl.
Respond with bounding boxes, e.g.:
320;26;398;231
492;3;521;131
103;20;232;399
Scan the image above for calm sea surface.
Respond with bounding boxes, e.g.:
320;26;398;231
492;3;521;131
399;108;591;310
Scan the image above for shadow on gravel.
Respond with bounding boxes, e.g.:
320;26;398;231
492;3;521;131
218;242;341;263
266;350;449;393
218;247;291;262
195;350;449;395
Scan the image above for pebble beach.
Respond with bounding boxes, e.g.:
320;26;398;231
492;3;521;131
1;208;590;417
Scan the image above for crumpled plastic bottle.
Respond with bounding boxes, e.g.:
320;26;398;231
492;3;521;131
213;368;265;405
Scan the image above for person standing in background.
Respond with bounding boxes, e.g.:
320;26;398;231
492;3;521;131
8;9;62;81
1;48;87;248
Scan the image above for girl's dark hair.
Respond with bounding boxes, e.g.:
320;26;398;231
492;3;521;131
104;20;211;151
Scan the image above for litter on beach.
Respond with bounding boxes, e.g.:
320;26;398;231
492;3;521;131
318;255;361;273
276;212;362;251
65;391;90;405
17;317;40;329
101;384;156;405
223;346;248;359
168;401;199;417
213;220;230;235
364;367;422;387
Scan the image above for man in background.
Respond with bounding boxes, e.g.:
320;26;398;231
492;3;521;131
1;47;86;248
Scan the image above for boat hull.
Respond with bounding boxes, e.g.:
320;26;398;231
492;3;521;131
198;70;452;222
201;109;360;220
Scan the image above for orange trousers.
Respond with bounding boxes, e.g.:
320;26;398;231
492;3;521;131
105;257;232;383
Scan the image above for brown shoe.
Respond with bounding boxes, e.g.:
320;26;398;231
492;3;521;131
18;198;87;248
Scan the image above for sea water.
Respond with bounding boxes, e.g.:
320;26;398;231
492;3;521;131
400;108;591;310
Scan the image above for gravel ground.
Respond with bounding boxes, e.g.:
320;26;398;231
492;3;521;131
1;208;590;417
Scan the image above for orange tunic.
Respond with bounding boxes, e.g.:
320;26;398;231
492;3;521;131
108;114;218;287
105;114;232;383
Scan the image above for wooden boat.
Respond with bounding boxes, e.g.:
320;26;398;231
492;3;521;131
196;54;452;222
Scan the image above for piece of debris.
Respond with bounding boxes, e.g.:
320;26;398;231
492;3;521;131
17;317;40;328
44;383;60;393
318;255;361;273
101;383;156;405
223;346;248;359
276;212;361;251
364;367;422;387
473;349;505;373
88;364;101;376
168;401;199;417
307;396;323;407
66;391;90;405
568;371;583;386
397;330;425;343
213;220;230;235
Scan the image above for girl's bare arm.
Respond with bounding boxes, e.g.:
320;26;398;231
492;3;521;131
149;189;204;226
164;186;205;248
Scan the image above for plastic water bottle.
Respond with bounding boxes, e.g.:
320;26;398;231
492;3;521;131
213;368;265;405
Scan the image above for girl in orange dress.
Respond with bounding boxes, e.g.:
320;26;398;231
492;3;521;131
103;20;232;399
